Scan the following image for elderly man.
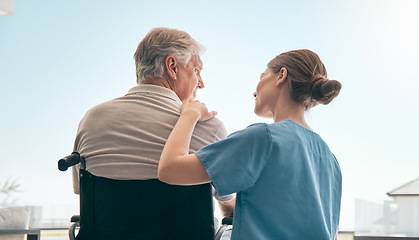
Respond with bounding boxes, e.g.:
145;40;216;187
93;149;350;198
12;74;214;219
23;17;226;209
72;28;235;240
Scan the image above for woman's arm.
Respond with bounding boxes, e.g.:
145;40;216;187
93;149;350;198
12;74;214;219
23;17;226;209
158;101;216;185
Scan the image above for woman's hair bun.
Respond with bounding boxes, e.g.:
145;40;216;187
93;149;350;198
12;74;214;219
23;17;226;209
311;74;342;105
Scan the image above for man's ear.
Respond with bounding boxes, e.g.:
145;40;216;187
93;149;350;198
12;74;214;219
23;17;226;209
275;67;288;86
165;55;178;79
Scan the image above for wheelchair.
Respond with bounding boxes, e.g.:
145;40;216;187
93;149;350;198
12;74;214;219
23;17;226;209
58;152;233;240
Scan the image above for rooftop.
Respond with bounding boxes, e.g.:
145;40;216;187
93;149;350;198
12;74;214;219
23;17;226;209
387;177;419;196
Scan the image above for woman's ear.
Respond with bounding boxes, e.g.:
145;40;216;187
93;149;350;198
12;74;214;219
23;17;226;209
275;67;288;86
165;55;178;80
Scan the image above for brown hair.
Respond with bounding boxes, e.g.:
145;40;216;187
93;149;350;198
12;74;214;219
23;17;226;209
267;49;342;109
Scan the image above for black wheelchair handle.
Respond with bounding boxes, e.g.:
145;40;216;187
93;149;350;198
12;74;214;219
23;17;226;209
221;216;233;225
58;152;81;171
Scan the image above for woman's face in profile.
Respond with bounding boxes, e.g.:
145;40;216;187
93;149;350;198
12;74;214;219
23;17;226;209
253;68;277;118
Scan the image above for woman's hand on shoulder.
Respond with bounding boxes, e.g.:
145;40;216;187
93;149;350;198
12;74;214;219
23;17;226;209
181;100;217;122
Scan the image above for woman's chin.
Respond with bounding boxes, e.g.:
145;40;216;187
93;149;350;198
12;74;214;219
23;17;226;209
254;109;273;119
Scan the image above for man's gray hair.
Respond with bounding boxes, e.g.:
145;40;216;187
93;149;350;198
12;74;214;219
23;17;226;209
134;28;206;84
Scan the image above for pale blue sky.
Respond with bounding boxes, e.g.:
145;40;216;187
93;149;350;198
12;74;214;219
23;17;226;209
1;0;418;230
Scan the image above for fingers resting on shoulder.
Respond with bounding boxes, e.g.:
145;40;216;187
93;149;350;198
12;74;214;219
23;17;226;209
181;100;217;122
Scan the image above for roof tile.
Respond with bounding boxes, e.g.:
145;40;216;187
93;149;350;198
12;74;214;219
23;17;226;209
387;177;419;196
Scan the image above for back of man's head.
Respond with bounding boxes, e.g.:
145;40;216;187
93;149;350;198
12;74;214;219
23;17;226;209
134;28;205;84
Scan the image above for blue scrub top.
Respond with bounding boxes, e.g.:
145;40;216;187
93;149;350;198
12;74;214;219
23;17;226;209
196;120;342;240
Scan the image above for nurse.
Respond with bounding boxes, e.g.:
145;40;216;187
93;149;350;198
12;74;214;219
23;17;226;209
158;49;343;240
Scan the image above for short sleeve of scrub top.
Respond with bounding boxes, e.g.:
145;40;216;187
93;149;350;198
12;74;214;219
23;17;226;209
195;123;272;197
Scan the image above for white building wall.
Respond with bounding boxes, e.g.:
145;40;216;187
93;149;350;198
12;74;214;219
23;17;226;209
395;196;419;236
355;199;384;233
0;0;14;16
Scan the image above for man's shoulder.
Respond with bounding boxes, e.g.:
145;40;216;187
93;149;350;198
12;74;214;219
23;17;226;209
201;116;224;126
190;117;227;151
83;97;122;116
84;88;178;114
196;116;226;135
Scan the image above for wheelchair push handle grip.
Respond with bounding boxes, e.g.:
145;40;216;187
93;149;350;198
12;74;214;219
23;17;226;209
58;152;81;171
221;216;233;225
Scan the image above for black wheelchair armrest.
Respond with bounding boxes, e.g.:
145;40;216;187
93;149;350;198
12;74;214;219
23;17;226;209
70;215;80;223
221;216;233;225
